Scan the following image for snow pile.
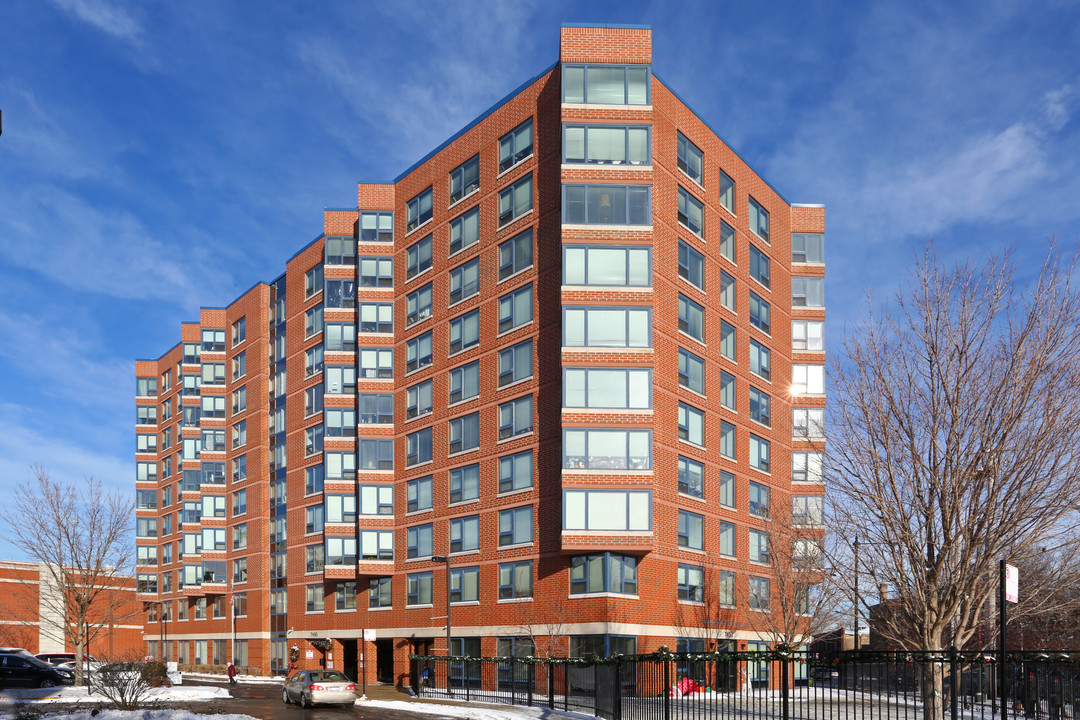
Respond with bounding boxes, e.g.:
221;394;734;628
1;712;257;720
364;699;578;720
0;685;230;705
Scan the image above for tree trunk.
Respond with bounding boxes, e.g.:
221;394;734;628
922;662;946;720
74;636;84;687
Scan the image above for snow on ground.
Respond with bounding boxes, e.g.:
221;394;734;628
181;672;284;685
364;699;591;720
1;712;258;720
0;685;230;704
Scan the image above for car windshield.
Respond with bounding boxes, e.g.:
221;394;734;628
25;656;53;669
308;671;348;683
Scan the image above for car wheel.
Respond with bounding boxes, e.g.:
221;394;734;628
282;687;291;704
300;692;310;708
39;679;56;688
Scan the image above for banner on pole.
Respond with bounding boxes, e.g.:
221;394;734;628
1005;563;1019;603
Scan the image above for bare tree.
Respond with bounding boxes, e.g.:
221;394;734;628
0;467;136;686
828;246;1080;719
508;596;573;658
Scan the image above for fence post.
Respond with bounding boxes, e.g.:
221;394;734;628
528;661;534;708
782;653;790;720
548;662;555;710
613;659;623;720
663;653;671;720
410;657;418;696
950;646;959;720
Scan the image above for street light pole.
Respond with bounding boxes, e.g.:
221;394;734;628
854;536;860;644
432;554;452;697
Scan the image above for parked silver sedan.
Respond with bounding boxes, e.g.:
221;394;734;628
281;669;356;707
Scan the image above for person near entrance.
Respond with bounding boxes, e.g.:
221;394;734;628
227;661;237;685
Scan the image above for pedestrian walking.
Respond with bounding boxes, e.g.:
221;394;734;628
227;660;237;685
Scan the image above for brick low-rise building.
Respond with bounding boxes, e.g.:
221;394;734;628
135;24;826;685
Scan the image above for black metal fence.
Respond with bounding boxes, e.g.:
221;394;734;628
410;649;1080;720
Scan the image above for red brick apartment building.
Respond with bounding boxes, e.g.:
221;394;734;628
0;562;143;657
134;25;826;685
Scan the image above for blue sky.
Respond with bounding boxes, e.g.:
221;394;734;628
0;1;1078;560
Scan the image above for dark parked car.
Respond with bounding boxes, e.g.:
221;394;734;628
36;653;96;666
0;653;74;688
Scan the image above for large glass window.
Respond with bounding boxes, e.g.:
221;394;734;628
750;435;771;473
499;450;532;493
449;310;480;355
448;361;479;404
406;427;433;467
326;537;357;566
326;408;357;437
678;403;704;446
448;413;480;454
750;387;771;426
499;174;533;227
792;276;825;307
564;307;650;348
678;295;704;342
449;258;480;306
749;339;771;381
793;495;825;526
678;456;704;498
326;494;356;524
360;530;393;560
359;439;393;470
678;509;704;550
678;349;705;395
407;572;433;605
405;284;433;326
406;332;433;373
677;187;704;237
749;244;770;288
325;279;356;308
359;304;393;334
405;381;432;420
678;564;704;602
449;464;480;504
563;184;650;225
793;320;824;351
450;567;480;603
749;292;770;334
499;561;532;599
749;576;770;610
498;396;533;440
677;133;703;183
749;480;770;518
498;284;532;333
794;407;826;438
407;524;433;559
569;553;638;595
358;348;392;379
406;476;432;513
792;233;825;263
499;229;532;279
359;257;393;288
326;451;357;480
450;515;480;553
499;119;533;173
325;236;357;265
564;245;651;287
369;577;392;608
449;206;480;256
499;506;533;546
564;368;650;409
562;64;650;105
748;196;770;242
563;429;651;470
793;452;824;483
359;211;393;243
564;124;650;165
406;188;433;233
498;340;532;386
678;240;704;290
449;155;479;205
749;529;769;563
793;365;825;394
406;234;433;279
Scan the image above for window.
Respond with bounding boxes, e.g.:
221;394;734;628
233;559;247;584
793;364;825;395
406;187;433;233
678;456;704;498
498;284;532;333
136;434;157;453
450;515;480;553
326;537;357;565
359;257;393;287
305;424;323;455
136;546;157;567
747;293;770;335
359;210;394;243
406;234;432;278
201;395;225;419
794;539;825;570
306;584;325;613
718;169;734;213
449;310;480;355
231;386;246;414
201;528;226;551
793;320;824;351
749;434;771;473
563;307;651;348
564;368;650;409
325;279;356;308
370;577;392;608
232;489;247;516
359;485;394;515
232;523;248;550
562;184;650;225
498;173;533;226
359;439;393;470
405;284;433;326
749;576;770;610
678;403;704;446
499;506;533;546
749;244;770;288
678;295;704;342
720;420;735;459
136;573;157;593
325;235;357;265
562;64;650;105
750;388;771;426
449;464;480;503
304;467;323;497
406;474;432;515
712;370;732;411
401;382;431;421
563;428;652;470
304;346;324;379
407;572;433;605
356;348;391;380
794;407;826;439
201;363;225;385
499;560;532;599
325;494;357;524
136;488;158;510
678;240;704;289
793;452;824;483
232;351;246;380
136;377;157;397
359;304;393;333
183;342;201;364
563;245;651;287
498;339;532;386
322;365;353;396
749;480;770;517
406;332;433;373
449;258;480;305
564;124;650;165
336;581;357;611
406;427;432;467
305;504;325;534
305;266;323;299
448;413;480;454
201;329;225;352
792;276;825;307
793;495;825;526
678;564;704;602
448;361;479;404
569;553;638;595
407;524;433;559
449;207;480;256
499;119;533;173
749;529;769;563
678;510;704;550
564;489;651;531
499;451;532;493
304;385;324;417
305;306;324;338
749;339;771;381
748;196;770;242
360;531;393;561
677;186;704;237
449;155;479;204
498;229;533;280
719;520;736;557
719;320;736;361
194;599;207;620
677;133;703;183
792;233;825;263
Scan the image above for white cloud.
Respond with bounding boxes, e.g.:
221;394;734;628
47;0;142;44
